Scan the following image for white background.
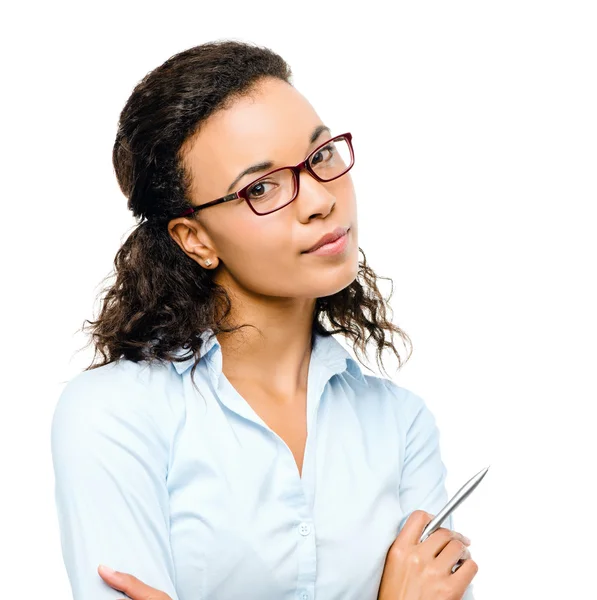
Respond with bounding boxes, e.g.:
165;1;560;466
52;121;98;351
1;1;595;598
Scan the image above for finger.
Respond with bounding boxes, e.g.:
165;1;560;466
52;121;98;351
397;510;435;546
455;547;472;571
455;531;472;546
450;556;479;587
421;527;471;556
425;526;470;545
420;526;471;560
98;565;171;599
436;539;469;574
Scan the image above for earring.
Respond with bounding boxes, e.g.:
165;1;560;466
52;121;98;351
204;259;212;267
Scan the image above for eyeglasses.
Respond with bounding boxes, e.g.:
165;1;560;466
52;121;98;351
177;132;354;217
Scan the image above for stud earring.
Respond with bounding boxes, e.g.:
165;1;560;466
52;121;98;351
204;259;212;267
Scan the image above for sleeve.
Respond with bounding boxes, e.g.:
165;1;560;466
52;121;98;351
50;366;181;600
397;390;476;600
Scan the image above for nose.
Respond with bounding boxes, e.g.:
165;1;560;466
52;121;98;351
295;169;336;223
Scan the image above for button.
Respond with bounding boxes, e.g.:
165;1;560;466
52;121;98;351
298;522;311;536
299;593;309;600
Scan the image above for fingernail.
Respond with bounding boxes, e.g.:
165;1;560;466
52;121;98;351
463;536;471;546
99;564;116;576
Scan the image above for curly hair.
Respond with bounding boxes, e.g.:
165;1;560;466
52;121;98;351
79;39;413;389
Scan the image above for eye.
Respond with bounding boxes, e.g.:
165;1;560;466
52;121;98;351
310;143;335;166
247;180;275;200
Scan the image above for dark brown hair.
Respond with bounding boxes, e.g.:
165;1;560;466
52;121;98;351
80;39;412;388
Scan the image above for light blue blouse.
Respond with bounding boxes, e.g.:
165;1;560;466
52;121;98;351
51;329;475;600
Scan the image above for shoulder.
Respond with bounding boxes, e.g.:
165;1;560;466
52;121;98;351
51;358;185;455
54;357;181;412
361;373;426;413
355;373;436;432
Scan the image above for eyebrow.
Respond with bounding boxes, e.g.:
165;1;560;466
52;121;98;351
226;124;332;193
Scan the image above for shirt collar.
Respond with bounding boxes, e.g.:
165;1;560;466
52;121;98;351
170;328;365;383
169;329;219;374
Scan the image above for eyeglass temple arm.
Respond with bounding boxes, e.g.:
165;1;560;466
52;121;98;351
180;191;241;216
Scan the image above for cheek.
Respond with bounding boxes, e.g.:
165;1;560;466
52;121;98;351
217;215;294;271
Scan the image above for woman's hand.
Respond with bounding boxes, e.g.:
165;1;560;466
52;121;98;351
98;565;173;600
377;510;478;600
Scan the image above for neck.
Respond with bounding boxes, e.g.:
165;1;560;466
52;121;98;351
215;286;318;398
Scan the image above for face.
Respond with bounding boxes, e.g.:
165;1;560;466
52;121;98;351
168;77;359;304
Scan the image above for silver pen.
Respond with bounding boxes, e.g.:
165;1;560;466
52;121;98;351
418;465;490;572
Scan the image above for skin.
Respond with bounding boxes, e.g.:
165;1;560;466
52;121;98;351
168;76;359;395
167;76;360;474
97;77;476;597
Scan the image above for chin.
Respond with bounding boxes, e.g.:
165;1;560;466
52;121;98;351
309;259;359;299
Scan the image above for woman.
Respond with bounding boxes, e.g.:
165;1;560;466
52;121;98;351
51;40;477;600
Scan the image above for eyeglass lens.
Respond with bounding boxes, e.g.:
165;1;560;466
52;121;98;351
246;136;353;214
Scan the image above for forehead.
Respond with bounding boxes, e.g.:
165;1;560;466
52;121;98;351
182;78;324;197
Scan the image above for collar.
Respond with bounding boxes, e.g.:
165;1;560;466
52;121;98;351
170;328;366;383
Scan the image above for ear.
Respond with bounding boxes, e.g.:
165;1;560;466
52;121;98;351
167;217;218;268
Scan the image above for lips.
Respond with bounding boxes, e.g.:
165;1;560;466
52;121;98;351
304;226;350;253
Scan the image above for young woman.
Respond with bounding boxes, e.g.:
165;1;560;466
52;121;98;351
51;40;477;600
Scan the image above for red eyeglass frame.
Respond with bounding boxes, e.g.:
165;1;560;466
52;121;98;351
177;132;354;218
